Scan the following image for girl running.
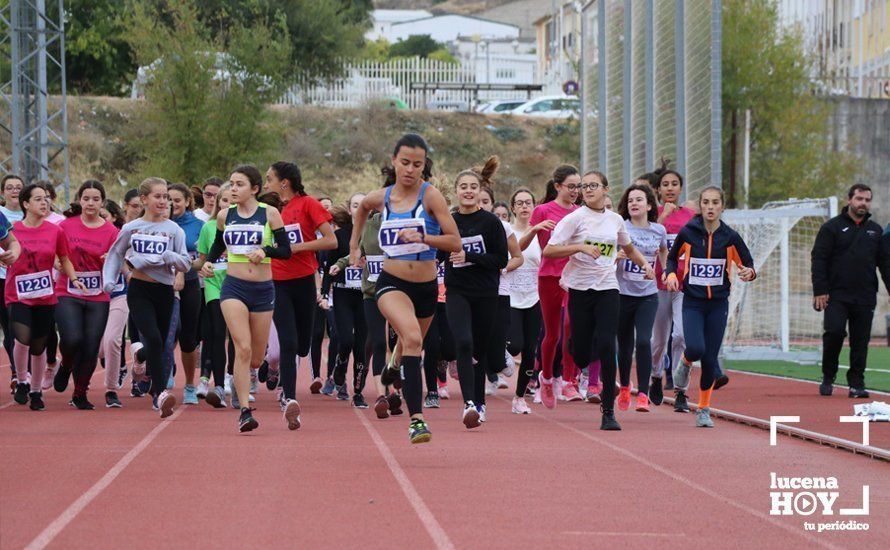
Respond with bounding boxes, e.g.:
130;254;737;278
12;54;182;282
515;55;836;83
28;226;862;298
266;161;335;422
543;171;654;430
615;183;668;413
349;134;461;444
443;161;509;427
202;165;291;432
97;201;130;405
519;166;579;408
55;181;119;408
506;188;541;414
8;184;83;409
665;186;755;428
1;174;25;383
103;178;191;418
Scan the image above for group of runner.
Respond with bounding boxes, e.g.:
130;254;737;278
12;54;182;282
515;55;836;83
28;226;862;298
0;132;756;443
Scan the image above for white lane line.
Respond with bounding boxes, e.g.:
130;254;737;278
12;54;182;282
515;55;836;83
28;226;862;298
353;410;455;550
563;531;686;538
24;406;186;550
512;400;841;550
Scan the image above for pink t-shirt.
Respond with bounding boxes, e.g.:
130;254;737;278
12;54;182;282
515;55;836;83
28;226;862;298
529;200;578;278
55;216;119;302
5;220;69;306
656;204;695;290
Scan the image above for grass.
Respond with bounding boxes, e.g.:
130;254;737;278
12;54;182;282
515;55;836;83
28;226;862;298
726;347;890;392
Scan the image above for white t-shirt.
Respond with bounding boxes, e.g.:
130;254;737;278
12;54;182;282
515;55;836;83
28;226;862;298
497;219;515;296
507;225;541;309
195;209;211;222
548;206;630;292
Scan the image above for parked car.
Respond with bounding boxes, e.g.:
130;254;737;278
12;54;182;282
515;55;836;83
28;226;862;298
477;99;528;114
511;95;581;118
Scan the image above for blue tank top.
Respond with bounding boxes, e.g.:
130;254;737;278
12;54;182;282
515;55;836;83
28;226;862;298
379;182;440;261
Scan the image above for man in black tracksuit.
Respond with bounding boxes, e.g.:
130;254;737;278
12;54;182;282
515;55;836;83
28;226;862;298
811;184;890;398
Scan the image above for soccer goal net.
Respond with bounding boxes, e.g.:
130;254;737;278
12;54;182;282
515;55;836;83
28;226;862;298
721;198;838;363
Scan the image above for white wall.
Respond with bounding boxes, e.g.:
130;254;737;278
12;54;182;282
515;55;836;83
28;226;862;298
388;15;519;44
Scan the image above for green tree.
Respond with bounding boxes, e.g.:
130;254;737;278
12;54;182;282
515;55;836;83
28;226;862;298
722;0;861;207
125;0;291;183
388;35;443;59
64;0;134;95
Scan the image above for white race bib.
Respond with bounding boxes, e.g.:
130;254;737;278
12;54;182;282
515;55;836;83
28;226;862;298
366;255;384;283
68;270;103;296
688;257;725;287
510;266;538;293
285;223;303;245
666;233;678;251
378;218;428;257
212;252;228;273
112;273;127;293
130;233;169;261
344;266;362;289
623;255;656;281
15;270;53;300
224;223;263;255
453;235;486;268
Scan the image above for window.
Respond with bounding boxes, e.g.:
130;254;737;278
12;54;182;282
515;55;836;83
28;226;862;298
528;100;553;112
496;68;516;79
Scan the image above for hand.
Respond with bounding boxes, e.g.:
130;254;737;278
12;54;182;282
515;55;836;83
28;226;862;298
616;249;627;260
319;297;330;310
666;274;680;292
173;272;185;292
813;294;829;311
348;245;362;267
246;248;266;265
662;202;678;216
643;264;656;280
199;262;215;279
329;265;341;276
71;279;87;293
0;250;16;266
450;250;466;264
738;267;755;282
533;220;556;233
580;244;601;259
398;228;423;244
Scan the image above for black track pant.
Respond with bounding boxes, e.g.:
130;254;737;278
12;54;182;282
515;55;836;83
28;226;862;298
485;295;511;382
364;298;388;377
446;292;497;407
508;302;542;398
422;302;454;392
273;275;317;401
821;299;874;389
56;297;109;397
127;279;174;398
332;287;367;393
568;288;619;411
617;293;658;395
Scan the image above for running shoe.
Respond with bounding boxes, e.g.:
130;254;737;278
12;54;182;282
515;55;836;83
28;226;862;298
579;373;589;396
600;409;621;431
10;376;17;394
374;395;390;419
130;342;146;374
649;377;664;406
117;364;129;389
157;390;176;418
408;418;432;444
14;382;30;405
819;379;833;396
321;377;336;396
511;396;531;414
538;373;556;410
258;360;269;383
309;377;323;394
70;394;95;410
196;377;209;399
695;407;714;428
380;363;402;389
130;381;145;398
635;393;650;412
585;384;602;404
497;374;509;390
336;384;349;401
387;392;403;416
476;404;486;423
447;360;458;380
105;391;122;408
673;358;691;390
183;384;199;405
239;407;259;433
224;373;233;395
266;367;279;391
206;386;226;408
462;402;481;429
503;351;515;377
437;381;450;400
533;384;543;404
617;385;632;411
562;382;583;402
29;391;45;411
53;363;71;393
42;364;56;391
485;377;498;396
137;376;151;396
424;392;440;409
352;393;369;409
151;395;159;411
283;399;301;430
673;390;690;413
714;374;730;390
249;368;259;394
231;388;241;409
849;387;870;399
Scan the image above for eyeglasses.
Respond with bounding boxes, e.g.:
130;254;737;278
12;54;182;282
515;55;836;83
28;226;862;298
4;185;23;192
513;200;533;207
560;184;580;191
203;191;218;198
580;182;604;191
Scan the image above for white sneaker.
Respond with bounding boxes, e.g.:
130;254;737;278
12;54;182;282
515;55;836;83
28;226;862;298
579;373;589;396
131;342;146;376
224;373;233;395
157;390;176;418
477;404;486;422
42;364;56;391
284;399;301;430
462;402;481;429
503;351;515;377
512;396;531;414
485;378;498;396
438;385;450;400
196;377;209;399
556;377;568;401
497;373;509;389
533;385;543;404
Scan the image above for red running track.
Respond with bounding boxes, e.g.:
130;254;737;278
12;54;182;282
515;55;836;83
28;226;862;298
1;367;887;549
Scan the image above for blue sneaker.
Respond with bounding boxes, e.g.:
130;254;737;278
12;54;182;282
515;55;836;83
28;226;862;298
183;384;199;405
137;377;152;395
321;377;336;396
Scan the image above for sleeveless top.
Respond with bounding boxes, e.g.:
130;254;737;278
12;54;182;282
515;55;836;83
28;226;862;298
223;203;273;264
379;182;440;261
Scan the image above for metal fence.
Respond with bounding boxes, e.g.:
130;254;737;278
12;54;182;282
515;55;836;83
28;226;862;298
580;0;722;199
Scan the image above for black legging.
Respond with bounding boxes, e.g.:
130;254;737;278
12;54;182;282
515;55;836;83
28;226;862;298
127;279;175;398
332;287;367;393
446;292;497;407
9;303;55;357
617;293;658;395
1;278;15;376
175;278;202;353
485;295;511;381
422;302;453;393
56;297;110;397
568;288;619;410
204;299;228;388
507;302;542;398
46;324;58;364
273;275;317;401
364;298;387;377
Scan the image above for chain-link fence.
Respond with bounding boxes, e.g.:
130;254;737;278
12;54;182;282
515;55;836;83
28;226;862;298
581;0;721;200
